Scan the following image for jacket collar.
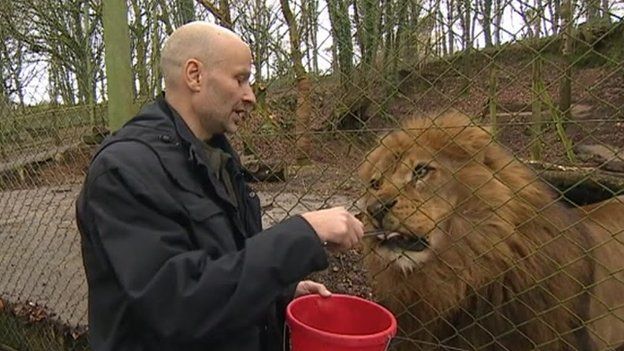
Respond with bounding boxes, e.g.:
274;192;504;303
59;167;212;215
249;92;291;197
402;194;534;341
155;93;240;209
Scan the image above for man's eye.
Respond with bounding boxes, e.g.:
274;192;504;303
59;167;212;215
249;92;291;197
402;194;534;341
412;163;432;180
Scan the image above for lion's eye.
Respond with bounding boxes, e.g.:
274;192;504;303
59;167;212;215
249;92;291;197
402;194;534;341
370;178;382;190
412;163;432;180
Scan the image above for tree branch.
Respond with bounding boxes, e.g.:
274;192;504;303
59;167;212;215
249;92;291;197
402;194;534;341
195;0;232;28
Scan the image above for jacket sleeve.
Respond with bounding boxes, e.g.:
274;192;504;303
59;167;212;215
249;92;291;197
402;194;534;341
82;141;328;340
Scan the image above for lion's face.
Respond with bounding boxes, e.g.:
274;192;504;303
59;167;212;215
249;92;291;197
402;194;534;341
358;112;495;273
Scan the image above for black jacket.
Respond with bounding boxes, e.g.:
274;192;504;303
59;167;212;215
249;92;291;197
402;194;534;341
76;96;328;351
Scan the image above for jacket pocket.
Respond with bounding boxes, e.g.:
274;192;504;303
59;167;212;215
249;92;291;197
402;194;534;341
184;200;224;221
183;200;240;252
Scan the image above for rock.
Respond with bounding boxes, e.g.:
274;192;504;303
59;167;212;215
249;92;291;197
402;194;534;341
241;156;286;183
574;144;624;173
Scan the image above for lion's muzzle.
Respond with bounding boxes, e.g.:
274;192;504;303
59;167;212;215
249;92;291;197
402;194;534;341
367;199;398;225
366;199;430;252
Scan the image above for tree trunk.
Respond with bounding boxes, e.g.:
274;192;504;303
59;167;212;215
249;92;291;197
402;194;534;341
481;0;493;46
586;0;600;22
553;0;561;34
327;0;354;86
447;0;455;53
489;66;498;140
310;0;319;74
279;0;313;162
177;0;196;25
531;56;544;160
460;0;472;50
358;0;381;66
559;0;573;121
130;0;149;100
49;57;77;105
439;9;447;55
394;0;410;70
196;0;232;28
219;0;232;27
493;0;502;44
533;2;543;37
103;0;136;131
382;0;395;71
150;0;163;98
601;0;610;22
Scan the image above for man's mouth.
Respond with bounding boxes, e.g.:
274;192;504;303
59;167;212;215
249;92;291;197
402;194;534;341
375;231;429;252
230;111;244;126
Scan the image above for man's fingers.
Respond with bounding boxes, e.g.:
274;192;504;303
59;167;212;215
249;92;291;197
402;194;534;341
300;280;332;297
316;283;332;297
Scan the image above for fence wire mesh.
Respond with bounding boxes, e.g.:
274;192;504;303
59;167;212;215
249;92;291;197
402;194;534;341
0;0;623;350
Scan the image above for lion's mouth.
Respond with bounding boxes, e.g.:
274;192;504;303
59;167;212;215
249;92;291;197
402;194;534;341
375;231;429;252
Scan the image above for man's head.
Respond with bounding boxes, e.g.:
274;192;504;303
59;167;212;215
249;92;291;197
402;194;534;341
160;22;256;140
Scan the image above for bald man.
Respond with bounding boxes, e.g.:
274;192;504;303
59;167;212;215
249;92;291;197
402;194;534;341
76;21;363;351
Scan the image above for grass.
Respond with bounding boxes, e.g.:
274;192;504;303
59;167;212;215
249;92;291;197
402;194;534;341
0;310;90;351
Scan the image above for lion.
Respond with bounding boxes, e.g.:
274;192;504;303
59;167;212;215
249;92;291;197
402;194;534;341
358;110;624;351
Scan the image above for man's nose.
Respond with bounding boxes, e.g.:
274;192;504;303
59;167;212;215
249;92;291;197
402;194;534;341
243;84;256;106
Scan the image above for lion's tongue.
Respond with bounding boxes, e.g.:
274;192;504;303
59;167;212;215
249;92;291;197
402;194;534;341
383;233;429;252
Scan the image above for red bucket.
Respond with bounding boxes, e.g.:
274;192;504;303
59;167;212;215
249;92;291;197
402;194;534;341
286;294;397;351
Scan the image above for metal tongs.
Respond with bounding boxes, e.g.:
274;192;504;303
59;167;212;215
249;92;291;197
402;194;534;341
363;229;387;238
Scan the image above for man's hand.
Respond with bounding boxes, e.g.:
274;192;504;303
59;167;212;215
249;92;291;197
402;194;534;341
300;206;364;251
294;280;332;298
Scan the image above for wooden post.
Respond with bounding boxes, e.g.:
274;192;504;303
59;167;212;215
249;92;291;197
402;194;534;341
531;56;543;160
488;65;498;140
102;0;135;131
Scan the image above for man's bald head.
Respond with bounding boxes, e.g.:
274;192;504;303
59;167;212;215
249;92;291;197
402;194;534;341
160;22;246;89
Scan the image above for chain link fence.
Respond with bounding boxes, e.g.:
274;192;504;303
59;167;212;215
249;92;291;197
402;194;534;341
0;0;623;350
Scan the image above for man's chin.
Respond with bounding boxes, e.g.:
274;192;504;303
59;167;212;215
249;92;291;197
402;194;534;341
225;124;239;134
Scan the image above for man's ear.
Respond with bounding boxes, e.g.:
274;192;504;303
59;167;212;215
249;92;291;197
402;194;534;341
184;59;202;92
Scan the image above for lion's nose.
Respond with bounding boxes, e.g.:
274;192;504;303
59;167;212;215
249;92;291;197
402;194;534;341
367;199;397;225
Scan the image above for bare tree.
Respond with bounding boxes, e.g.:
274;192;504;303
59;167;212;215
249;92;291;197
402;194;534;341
327;0;354;84
197;0;233;28
382;0;396;69
300;0;320;73
6;0;104;106
456;0;473;50
177;0;197;25
601;0;610;22
586;0;601;22
558;0;573;120
354;0;381;67
0;1;29;107
129;0;150;100
547;0;562;34
480;0;494;46
127;0;172;101
279;0;313;162
448;0;456;52
235;0;280;84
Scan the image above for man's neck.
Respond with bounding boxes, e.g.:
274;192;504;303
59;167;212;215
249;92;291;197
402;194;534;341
164;92;211;140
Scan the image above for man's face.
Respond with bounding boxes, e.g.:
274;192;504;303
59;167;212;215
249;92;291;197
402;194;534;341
195;42;256;137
